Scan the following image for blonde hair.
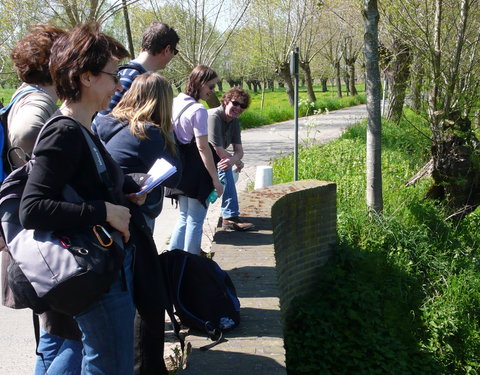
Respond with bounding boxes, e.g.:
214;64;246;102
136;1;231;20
112;72;175;155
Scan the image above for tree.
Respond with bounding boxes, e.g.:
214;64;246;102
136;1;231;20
40;0;139;26
297;0;327;103
363;0;383;213
247;0;308;105
145;0;250;107
388;0;480;213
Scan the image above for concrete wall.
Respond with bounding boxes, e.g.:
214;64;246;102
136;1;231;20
270;180;337;317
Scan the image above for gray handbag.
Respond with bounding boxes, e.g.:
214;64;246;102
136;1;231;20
0;116;124;316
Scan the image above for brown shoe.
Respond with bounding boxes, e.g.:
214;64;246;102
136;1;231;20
222;216;256;231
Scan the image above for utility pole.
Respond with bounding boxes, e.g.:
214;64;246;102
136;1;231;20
290;46;299;181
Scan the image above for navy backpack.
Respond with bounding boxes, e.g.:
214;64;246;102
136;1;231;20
159;249;240;350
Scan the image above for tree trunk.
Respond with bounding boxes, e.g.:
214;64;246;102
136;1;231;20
278;63;295;105
122;0;135;58
246;81;253;91
344;69;350;96
335;60;342;98
300;61;317;103
205;94;221;108
385;40;412;122
267;80;274;91
321;77;328;92
427;0;480;213
363;0;383;213
174;82;182;94
348;62;358;95
217;79;223;92
410;65;423;112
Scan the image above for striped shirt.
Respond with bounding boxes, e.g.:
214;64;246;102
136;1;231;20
92;61;147;133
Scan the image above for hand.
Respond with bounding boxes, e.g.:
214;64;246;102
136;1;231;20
234;160;244;173
105;202;131;242
213;179;224;197
126;192;147;206
217;157;234;171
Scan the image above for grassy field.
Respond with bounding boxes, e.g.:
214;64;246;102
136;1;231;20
238;84;366;129
273;109;480;374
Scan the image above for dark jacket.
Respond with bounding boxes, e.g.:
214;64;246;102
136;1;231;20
95;113;182;220
19;115;168;318
165;140;220;208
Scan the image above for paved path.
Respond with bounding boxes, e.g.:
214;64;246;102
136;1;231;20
0;104;367;374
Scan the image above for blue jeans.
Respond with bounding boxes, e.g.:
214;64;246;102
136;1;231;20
74;246;135;375
34;331;82;375
169;195;208;255
218;168;239;219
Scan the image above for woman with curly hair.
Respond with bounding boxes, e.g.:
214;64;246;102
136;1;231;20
1;24;84;375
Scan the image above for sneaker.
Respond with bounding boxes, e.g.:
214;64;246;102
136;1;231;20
222;216;256;231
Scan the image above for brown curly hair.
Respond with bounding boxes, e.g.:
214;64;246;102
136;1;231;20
49;22;129;102
11;24;66;85
221;87;250;108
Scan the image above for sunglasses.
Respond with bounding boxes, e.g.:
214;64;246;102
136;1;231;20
100;71;120;84
207;84;216;90
171;46;179;55
231;100;247;109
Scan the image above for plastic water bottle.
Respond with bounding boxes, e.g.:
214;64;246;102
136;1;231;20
207;180;226;203
207;189;218;203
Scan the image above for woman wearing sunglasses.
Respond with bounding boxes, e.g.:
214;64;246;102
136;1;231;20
167;65;223;255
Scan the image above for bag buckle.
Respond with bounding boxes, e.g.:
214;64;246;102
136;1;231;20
59;236;71;249
93;225;113;247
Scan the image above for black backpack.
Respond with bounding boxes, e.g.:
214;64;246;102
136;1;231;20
159;250;240;350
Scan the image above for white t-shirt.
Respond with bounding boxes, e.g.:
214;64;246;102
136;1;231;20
172;93;208;144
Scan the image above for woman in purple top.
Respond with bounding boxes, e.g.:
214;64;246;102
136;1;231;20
168;65;223;255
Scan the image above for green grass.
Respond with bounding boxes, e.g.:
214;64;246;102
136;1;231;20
238;86;366;129
273;109;480;374
0;88;15;106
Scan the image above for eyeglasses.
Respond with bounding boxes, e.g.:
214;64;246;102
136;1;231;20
100;71;120;84
207;84;216;90
231;100;247;109
171;46;179;55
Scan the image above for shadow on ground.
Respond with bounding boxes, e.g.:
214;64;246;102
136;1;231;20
178;348;285;374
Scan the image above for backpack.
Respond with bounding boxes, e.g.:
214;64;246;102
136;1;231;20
159;249;240;350
0;115;124;315
0;87;38;181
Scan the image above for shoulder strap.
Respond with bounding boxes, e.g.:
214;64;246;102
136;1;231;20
32;115;114;198
174;101;196;124
118;63;145;75
0;87;38;116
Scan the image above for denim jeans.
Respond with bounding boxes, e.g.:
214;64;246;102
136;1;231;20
34;331;82;375
74;245;135;375
169;195;208;255
218;168;239;219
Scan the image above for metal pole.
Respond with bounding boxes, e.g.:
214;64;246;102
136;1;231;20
291;47;299;181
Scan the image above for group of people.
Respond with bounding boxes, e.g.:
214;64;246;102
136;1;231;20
0;18;254;375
